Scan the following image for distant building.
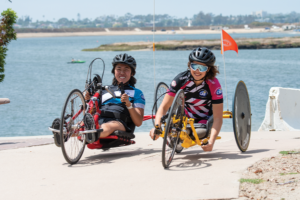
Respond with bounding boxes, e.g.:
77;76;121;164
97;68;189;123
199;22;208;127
252;10;268;18
187;20;192;27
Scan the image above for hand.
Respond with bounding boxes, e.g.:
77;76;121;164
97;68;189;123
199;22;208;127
121;93;131;107
84;91;91;101
149;128;160;141
201;140;214;152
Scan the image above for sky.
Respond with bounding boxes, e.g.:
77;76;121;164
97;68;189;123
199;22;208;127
1;0;300;21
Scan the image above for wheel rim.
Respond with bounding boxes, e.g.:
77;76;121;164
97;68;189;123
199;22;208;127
61;89;86;164
162;89;185;168
232;81;251;152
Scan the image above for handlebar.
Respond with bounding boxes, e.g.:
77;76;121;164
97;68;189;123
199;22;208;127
104;86;116;99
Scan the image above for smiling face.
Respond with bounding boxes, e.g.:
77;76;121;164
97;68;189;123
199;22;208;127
114;63;133;84
189;61;209;81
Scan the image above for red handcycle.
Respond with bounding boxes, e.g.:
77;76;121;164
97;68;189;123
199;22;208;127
49;58;153;164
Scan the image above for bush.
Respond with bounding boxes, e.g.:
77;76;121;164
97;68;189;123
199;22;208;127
0;8;17;83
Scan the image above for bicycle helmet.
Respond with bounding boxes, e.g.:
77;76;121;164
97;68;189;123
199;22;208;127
189;47;216;66
112;53;136;69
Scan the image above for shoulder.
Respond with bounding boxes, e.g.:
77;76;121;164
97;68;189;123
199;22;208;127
206;77;221;86
206;78;223;98
171;71;190;85
129;86;145;99
173;71;190;80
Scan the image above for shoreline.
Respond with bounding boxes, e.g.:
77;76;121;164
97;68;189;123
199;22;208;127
16;28;284;38
82;36;300;51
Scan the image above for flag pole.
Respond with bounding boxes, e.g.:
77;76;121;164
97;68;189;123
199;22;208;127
153;0;156;90
221;30;229;111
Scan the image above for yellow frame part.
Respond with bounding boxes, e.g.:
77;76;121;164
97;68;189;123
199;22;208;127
158;111;232;149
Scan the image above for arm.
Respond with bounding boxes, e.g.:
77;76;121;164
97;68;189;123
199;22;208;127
150;94;174;140
201;103;223;152
121;93;144;127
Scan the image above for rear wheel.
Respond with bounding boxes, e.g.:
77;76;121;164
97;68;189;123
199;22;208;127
154;82;169;113
162;89;185;169
232;81;251;152
60;89;86;164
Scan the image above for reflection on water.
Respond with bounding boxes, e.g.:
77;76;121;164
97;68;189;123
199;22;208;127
1;33;300;136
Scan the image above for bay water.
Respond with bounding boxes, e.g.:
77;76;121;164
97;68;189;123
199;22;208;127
1;32;300;137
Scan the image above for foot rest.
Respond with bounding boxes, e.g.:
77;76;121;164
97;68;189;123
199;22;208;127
111;130;135;139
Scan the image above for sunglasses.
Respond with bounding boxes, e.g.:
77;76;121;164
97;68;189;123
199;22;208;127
190;63;208;72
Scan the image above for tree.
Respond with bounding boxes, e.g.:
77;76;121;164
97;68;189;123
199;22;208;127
0;8;17;83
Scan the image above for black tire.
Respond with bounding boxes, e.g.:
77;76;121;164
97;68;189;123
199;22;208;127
153;82;169;126
60;89;86;164
232;81;251;152
51;118;61;147
154;82;169;114
162;89;185;169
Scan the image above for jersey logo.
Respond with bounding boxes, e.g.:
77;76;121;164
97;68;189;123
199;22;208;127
216;88;222;95
171;80;177;87
199;90;208;97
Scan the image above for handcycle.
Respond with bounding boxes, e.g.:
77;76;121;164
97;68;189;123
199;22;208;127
153;81;251;168
48;58;153;164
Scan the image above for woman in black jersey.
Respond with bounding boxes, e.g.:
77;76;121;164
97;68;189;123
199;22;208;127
150;47;223;152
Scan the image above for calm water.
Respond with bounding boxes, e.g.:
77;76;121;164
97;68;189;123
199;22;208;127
1;32;300;137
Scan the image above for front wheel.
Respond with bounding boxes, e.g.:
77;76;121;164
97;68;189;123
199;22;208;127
60;89;86;164
162;89;185;169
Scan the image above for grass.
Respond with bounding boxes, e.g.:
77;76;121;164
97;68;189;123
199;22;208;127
82;44;149;51
280;172;300;176
240;178;264;184
279;151;299;155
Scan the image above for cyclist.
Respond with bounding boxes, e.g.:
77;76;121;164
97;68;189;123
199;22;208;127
150;47;223;152
85;53;145;138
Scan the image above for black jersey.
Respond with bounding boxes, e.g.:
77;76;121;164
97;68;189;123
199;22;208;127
167;70;223;124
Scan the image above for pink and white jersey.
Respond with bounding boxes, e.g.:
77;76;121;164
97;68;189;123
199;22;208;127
168;70;223;124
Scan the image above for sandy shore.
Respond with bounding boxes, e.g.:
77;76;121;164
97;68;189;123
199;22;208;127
16;28;281;38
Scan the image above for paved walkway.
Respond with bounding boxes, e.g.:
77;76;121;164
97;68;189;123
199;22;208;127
1;131;299;200
0;135;53;151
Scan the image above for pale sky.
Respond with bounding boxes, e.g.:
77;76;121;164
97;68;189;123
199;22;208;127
1;0;299;21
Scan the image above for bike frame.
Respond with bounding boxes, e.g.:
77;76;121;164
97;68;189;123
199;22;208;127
158;111;232;149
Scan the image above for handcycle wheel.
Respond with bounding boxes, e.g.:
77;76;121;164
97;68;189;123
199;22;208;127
232;81;251;152
162;89;185;169
154;82;169;113
60;89;87;164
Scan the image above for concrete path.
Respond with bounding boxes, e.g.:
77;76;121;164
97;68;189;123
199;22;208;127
0;135;53;151
1;131;299;200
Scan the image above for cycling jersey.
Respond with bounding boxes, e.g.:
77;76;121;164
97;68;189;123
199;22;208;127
100;84;145;117
168;70;223;124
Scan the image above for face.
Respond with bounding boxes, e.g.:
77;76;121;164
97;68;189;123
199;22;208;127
189;61;209;81
114;63;133;83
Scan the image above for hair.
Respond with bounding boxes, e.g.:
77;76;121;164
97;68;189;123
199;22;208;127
111;64;137;87
187;61;219;80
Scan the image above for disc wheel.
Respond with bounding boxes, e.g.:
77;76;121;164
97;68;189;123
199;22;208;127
232;81;251;152
162;89;185;169
60;89;86;164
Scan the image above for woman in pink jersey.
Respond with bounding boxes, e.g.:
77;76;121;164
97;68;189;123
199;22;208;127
150;47;223;152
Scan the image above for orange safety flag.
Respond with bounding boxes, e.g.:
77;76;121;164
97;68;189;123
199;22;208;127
221;30;238;54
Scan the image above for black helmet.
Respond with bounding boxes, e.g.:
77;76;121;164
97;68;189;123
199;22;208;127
112;53;136;69
189;47;216;66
